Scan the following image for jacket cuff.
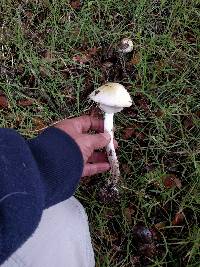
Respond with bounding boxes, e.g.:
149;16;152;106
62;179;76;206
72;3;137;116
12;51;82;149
28;127;83;208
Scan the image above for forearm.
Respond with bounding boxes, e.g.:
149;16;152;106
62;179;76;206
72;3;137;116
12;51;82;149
0;127;83;264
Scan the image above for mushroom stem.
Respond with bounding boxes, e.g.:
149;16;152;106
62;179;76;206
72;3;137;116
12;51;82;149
104;113;120;187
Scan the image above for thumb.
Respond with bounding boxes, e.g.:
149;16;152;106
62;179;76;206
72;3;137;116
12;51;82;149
88;132;111;150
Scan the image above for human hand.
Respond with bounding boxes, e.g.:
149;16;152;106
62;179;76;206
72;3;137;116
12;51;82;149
55;116;114;177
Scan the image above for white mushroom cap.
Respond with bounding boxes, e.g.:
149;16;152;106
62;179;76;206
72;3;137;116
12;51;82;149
89;82;132;113
118;38;133;53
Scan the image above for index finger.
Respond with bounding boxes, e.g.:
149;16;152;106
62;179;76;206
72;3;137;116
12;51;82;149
82;132;111;150
74;116;104;133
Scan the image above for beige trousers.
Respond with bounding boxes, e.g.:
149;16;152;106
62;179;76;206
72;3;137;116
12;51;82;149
2;197;95;267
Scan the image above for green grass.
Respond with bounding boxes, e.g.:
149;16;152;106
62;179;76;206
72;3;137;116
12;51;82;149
1;0;200;266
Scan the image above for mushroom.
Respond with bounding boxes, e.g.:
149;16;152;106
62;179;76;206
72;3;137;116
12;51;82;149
89;82;132;193
118;38;134;53
117;38;134;78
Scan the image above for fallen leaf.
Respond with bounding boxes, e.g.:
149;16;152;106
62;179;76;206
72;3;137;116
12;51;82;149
183;116;194;130
28;74;36;86
172;177;182;189
154;221;166;230
184;88;193;95
24;11;33;20
32;117;46;132
72;47;98;64
155;109;165;117
18;99;34;107
184;31;196;43
122;127;136;139
172;211;185;226
130;52;141;65
137;98;149;112
195;110;200;118
0;95;9;109
70;0;82;10
163;174;182;189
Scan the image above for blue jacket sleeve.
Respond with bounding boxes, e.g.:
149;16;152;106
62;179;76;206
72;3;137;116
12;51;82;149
0;127;83;264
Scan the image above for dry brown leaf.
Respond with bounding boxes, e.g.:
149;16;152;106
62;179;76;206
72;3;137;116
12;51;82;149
172;211;185;226
154;221;166;230
155;109;165;117
27;74;36;86
130;52;141;65
72;47;98;64
172;177;182;189
0;96;9;109
195;110;200;118
137;98;149;112
18;99;34;107
183;116;194;130
32;117;47;132
70;0;82;10
163;174;182;189
122;127;136;139
24;11;33;20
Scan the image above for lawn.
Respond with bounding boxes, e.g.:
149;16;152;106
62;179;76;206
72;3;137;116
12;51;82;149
1;0;200;266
